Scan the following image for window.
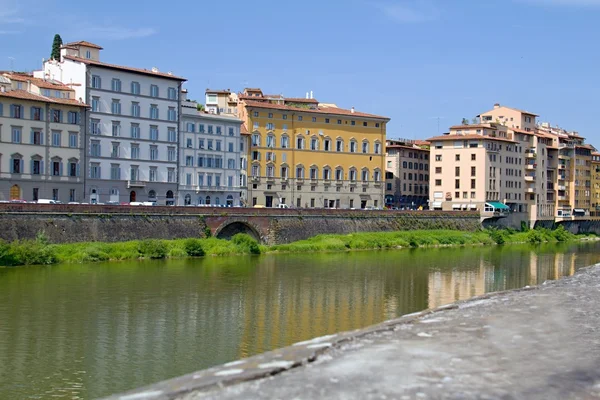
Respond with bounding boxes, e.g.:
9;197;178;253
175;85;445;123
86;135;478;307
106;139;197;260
281;136;289;148
168;87;177;100
52;131;61;146
208;139;214;150
325;118;330;124
471;166;476;176
298;116;303;121
130;123;140;139
131;102;140;117
455;166;460;177
199;139;205;149
31;107;42;121
349;169;357;181
52;109;61;122
111;142;120;158
268;113;273;118
266;122;274;130
362;141;369;154
69;161;78;177
12;127;22;143
91;119;100;135
471;179;476;189
131;145;140;160
90;140;101;157
186;138;193;148
11;156;22;173
130;166;139;181
323;168;331;180
266;135;275;148
363;121;367;127
349;141;357;153
168;128;176;142
150;85;159;97
374;170;381;182
111;164;120;180
131;81;140;95
168;169;175;182
150;105;159;119
150;126;158;141
310;137;319;150
68;133;78;148
435;155;442;161
149;167;157;182
296;166;305;179
150;146;158;160
471;154;476;161
51;160;61;176
92;97;100;112
168;147;176;162
374;143;381;154
208;125;214;134
336;169;343;181
91;75;101;89
455;179;460;189
252;165;260;177
336;139;344;152
312;117;317;122
455;154;460;161
111;100;121;115
216;141;222;151
228;127;234;136
111;79;122;92
296;136;304;149
68;111;78;124
362;169;369;181
228;142;234;152
168;107;176;121
31;159;42;175
253;111;259;117
228;159;236;169
435;179;442;186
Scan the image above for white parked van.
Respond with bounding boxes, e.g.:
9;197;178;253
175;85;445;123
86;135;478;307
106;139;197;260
276;204;290;209
37;199;57;204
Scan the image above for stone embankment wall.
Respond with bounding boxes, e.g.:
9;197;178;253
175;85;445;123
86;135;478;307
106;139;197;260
0;204;481;245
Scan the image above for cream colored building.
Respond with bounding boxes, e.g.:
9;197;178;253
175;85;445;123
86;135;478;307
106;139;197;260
0;73;87;202
385;139;429;209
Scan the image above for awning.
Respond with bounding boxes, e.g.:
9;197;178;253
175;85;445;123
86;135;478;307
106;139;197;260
452;204;461;209
486;202;510;210
469;204;477;209
432;201;442;208
461;204;468;209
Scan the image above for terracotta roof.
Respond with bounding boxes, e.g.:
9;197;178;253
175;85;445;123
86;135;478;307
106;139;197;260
206;89;231;94
285;97;319;104
64;41;103;50
240;123;249;135
414;140;431;146
0;89;88;107
6;74;74;91
386;144;429;151
477;105;538;117
238;94;269;101
63;55;186;81
450;124;503;130
243;100;389;120
427;134;517;143
510;127;536;135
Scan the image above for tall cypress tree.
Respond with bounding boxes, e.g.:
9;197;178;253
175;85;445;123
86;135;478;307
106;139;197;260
50;34;63;60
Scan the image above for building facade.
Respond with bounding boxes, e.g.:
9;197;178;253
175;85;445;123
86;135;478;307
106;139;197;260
385;139;430;209
0;73;87;202
592;152;600;217
179;94;243;206
35;41;186;205
237;89;388;209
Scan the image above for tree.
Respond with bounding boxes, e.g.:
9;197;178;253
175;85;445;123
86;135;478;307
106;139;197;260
197;104;205;112
461;118;469;125
471;117;479;124
50;34;63;60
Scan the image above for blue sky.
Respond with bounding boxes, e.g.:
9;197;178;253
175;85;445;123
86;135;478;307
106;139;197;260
2;0;600;144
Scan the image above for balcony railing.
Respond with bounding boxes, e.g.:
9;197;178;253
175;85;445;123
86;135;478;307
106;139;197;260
127;180;146;188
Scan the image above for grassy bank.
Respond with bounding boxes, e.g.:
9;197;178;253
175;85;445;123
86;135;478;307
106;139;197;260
0;227;592;267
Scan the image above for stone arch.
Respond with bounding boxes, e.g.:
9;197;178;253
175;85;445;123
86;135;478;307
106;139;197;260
214;220;262;242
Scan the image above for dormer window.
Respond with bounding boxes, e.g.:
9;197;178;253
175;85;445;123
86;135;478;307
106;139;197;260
85;50;91;59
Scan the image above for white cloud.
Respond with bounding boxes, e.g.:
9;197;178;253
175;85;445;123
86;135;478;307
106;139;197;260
516;0;600;6
375;0;440;23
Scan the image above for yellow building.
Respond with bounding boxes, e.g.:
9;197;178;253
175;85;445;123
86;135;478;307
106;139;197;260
591;152;600;217
237;89;389;209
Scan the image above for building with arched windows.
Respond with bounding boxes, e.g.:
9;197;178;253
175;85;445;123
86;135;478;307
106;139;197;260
236;88;388;209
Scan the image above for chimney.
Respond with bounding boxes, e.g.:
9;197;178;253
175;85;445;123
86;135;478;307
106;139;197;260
494;103;500;109
306;92;309;99
351;107;355;114
310;90;313;99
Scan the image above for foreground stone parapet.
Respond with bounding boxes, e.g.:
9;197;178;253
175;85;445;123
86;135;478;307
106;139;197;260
103;264;600;400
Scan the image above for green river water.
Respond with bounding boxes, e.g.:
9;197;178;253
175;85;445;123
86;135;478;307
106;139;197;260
1;241;599;399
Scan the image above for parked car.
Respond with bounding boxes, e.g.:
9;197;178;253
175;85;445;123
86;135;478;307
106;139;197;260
37;199;58;204
10;199;27;203
275;203;290;209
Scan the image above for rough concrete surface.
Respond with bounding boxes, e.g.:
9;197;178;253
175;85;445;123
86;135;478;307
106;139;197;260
106;264;600;400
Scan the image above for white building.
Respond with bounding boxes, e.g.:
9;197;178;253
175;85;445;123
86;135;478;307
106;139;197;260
179;92;243;206
0;72;87;202
35;41;186;205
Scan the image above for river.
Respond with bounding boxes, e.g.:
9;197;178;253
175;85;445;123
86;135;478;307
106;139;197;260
1;241;599;399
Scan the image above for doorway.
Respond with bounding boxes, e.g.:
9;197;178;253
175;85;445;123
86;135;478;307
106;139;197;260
9;185;20;200
129;191;136;202
265;195;273;208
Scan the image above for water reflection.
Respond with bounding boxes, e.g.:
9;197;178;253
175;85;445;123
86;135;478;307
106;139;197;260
0;241;598;399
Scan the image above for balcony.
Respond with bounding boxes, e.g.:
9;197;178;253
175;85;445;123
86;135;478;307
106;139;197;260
558;185;566;191
558;164;566;169
127;180;146;188
526;187;535;193
251;176;260;182
524;175;535;182
526;164;537;170
559;154;571;160
525;149;537;158
558;196;569;201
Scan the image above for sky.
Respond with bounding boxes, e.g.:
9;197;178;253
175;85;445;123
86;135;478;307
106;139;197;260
2;0;600;144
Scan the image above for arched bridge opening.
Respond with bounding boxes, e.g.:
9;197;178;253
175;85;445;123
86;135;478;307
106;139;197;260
214;221;262;243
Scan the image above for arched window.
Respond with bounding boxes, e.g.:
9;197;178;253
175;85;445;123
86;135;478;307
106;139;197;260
350;140;358;153
148;190;156;199
198;196;204;205
296;136;305;150
374;141;381;154
336;138;344;152
402;161;407;168
335;167;344;181
280;134;289;149
374;169;381;182
310;136;319;151
323;166;331;181
362;140;369;154
166;190;174;199
184;194;191;205
310;165;319;180
215;197;221;205
266;134;275;148
280;165;289;179
349;168;357;182
296;165;305;179
205;196;211;205
362;168;369;182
